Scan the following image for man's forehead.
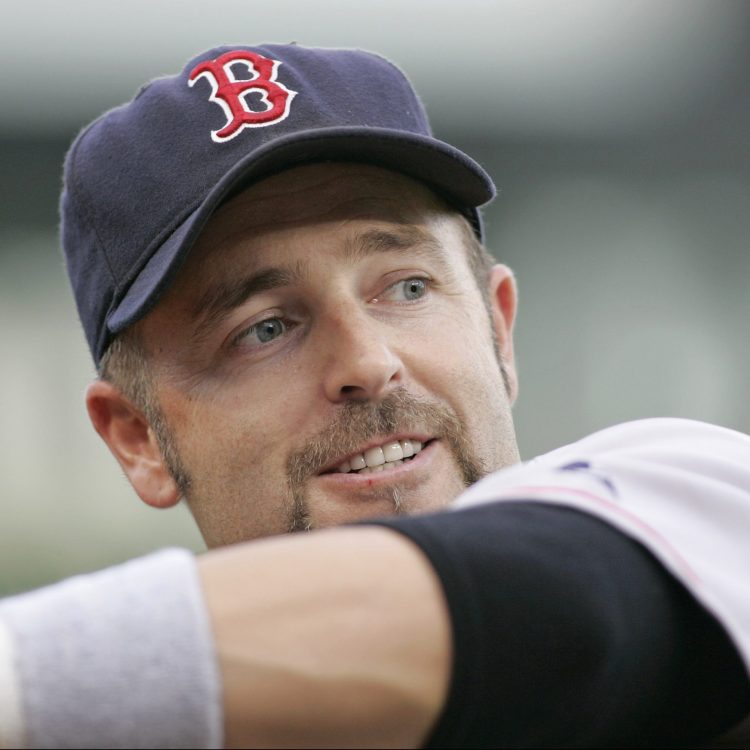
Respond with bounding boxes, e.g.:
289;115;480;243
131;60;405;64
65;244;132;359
224;162;449;216
182;163;463;278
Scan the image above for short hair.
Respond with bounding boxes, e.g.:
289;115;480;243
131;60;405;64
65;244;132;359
99;327;151;410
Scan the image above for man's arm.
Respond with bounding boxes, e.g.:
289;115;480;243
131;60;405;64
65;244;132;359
198;526;451;749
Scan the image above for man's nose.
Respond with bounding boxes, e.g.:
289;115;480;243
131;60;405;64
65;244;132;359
319;304;404;404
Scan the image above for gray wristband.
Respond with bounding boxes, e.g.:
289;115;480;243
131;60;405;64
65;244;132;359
0;549;222;749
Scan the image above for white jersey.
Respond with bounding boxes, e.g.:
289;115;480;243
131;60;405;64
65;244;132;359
454;417;750;683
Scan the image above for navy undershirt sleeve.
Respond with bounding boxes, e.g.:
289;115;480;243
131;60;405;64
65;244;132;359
364;502;750;748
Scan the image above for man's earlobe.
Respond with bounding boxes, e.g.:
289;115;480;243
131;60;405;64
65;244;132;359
488;264;519;403
85;380;181;509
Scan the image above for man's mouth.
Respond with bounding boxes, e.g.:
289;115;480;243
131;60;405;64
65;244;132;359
321;438;429;476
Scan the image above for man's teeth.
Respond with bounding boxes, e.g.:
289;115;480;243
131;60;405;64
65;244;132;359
335;439;423;474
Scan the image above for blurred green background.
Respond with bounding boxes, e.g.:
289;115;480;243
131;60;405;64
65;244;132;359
2;0;750;594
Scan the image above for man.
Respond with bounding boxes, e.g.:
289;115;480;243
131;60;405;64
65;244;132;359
1;43;750;748
67;43;520;545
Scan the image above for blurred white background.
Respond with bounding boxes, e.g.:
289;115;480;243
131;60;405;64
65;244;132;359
2;0;749;593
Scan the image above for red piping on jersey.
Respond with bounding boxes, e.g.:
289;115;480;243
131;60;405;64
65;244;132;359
495;485;701;586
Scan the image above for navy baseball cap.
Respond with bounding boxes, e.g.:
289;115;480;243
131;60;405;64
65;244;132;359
60;43;496;366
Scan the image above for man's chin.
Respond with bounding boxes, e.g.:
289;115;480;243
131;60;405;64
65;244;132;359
300;490;453;531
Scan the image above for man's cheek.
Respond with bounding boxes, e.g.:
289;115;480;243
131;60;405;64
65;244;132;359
219;406;303;479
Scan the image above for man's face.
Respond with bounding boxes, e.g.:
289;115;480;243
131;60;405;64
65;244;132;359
137;163;519;546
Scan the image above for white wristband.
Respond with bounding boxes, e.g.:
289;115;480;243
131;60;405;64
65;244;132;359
0;549;221;749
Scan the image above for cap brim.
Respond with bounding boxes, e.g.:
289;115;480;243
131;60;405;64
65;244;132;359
107;127;495;341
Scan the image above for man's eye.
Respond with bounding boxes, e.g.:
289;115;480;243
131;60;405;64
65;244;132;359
240;318;286;346
391;278;428;301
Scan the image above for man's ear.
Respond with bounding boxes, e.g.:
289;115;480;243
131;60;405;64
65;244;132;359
85;380;181;508
488;263;519;404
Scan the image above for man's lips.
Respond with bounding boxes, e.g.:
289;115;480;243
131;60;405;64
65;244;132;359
317;435;435;476
315;438;437;486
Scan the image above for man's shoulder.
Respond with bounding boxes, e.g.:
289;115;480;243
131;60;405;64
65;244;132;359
460;417;750;503
451;417;750;684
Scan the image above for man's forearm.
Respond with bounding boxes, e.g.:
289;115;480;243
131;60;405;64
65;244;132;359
198;527;451;749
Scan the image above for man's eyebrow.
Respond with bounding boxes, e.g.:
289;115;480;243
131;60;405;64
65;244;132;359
190;267;300;342
346;226;447;263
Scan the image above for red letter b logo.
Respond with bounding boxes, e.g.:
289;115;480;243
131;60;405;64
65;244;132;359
189;50;297;143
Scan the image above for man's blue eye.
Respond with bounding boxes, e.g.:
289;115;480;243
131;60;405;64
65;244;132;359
402;278;427;300
254;318;285;343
